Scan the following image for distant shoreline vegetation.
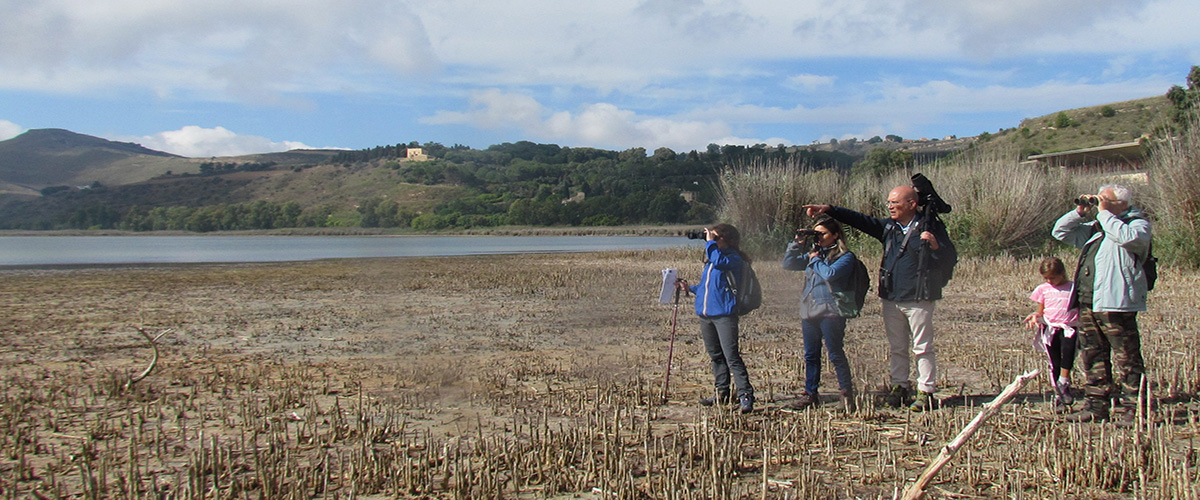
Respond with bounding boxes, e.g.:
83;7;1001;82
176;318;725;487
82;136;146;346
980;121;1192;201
1;143;855;233
0;224;699;238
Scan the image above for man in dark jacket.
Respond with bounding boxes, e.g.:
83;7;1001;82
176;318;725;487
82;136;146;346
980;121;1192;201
804;185;956;411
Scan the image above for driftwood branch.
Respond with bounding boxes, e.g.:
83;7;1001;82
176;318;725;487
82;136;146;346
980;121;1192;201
901;369;1040;500
124;327;171;391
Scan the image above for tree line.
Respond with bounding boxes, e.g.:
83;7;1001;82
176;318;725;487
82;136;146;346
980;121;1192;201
0;141;855;231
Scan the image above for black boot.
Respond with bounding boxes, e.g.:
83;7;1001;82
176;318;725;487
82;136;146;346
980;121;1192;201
1064;398;1109;423
700;391;731;407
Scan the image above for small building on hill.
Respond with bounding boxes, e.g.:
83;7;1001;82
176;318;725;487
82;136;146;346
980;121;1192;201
1025;140;1146;171
406;148;430;162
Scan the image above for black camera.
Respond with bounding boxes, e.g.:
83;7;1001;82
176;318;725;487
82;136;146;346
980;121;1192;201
685;229;705;240
911;173;951;215
879;269;893;296
1075;195;1099;207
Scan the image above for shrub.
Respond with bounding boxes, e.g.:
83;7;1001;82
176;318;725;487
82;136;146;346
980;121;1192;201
1146;109;1200;267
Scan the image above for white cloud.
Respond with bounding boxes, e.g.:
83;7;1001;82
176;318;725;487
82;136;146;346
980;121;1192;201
787;74;836;89
0;0;438;97
0;120;23;141
423;89;733;151
123;126;314;157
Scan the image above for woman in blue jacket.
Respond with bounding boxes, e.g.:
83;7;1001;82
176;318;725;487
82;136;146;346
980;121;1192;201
782;217;857;411
676;223;755;414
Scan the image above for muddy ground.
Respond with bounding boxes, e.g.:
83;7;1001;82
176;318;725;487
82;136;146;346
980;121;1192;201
2;248;1199;498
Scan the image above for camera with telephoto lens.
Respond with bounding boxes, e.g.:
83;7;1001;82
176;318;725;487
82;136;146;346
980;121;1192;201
1075;195;1099;207
685;229;705;240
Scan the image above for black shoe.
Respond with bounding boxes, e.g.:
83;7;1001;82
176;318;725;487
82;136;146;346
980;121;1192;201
909;391;936;412
1064;400;1110;423
884;385;908;408
738;394;755;414
700;392;731;407
836;390;857;412
785;392;816;410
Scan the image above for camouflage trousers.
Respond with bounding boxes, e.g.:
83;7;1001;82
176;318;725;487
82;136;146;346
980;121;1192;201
1077;307;1145;405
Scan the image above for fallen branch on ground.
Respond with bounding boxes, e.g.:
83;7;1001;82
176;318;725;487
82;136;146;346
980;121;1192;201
901;369;1040;500
125;327;171;391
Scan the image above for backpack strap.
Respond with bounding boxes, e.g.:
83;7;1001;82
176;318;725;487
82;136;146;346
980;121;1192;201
882;220;919;276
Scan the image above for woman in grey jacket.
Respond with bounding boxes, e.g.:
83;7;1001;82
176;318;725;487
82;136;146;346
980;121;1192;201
782;217;857;411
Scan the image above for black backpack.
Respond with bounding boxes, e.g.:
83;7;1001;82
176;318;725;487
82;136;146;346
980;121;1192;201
847;253;871;318
727;260;762;316
1144;243;1158;291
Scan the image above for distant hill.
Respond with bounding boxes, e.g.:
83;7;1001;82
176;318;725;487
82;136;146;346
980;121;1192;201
0;129;184;188
982;95;1173;156
0;128;340;191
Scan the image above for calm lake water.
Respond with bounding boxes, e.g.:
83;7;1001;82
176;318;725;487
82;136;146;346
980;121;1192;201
0;235;701;266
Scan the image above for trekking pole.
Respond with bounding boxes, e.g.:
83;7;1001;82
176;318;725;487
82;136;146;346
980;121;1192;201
661;286;682;404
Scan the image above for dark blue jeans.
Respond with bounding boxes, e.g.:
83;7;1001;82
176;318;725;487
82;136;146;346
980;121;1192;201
801;316;853;396
699;315;754;398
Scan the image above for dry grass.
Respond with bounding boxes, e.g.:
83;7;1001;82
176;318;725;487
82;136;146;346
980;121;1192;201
2;249;1199;498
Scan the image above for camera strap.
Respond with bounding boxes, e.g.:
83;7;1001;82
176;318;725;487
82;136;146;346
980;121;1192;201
883;219;920;274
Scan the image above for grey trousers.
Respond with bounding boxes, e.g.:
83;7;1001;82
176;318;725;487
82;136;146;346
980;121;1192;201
699;315;754;398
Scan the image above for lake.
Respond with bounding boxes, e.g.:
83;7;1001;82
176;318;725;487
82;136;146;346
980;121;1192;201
0;235;701;266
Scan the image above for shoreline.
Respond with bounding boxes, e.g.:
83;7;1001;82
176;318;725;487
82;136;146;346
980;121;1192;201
0;223;700;237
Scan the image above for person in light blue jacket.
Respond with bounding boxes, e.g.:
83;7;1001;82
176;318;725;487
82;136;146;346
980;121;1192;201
676;223;755;413
782;217;857;412
1052;183;1151;423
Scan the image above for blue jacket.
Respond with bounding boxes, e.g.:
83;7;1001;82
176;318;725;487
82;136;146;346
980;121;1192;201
827;206;954;301
783;242;855;318
689;240;744;317
1052;207;1151;312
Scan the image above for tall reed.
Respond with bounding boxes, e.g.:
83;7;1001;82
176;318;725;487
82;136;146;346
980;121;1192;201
1146;110;1200;267
715;149;1081;257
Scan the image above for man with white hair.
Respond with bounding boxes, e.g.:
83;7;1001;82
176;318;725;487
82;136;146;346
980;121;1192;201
1052;183;1152;423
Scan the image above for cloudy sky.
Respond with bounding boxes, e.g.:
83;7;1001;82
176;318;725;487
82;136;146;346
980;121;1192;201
1;0;1197;157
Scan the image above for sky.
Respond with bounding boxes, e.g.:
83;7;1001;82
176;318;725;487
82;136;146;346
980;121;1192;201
1;0;1198;158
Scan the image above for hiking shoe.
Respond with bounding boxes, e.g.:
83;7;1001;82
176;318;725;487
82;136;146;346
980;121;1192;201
700;391;731;407
1064;400;1109;423
738;394;755;414
786;392;816;410
909;391;936;412
1056;380;1074;405
884;385;909;408
836;390;857;413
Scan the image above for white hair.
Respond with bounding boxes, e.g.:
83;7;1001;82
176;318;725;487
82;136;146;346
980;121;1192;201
1099;183;1132;203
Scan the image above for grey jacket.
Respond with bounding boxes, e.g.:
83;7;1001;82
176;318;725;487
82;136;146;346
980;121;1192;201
1052;207;1151;312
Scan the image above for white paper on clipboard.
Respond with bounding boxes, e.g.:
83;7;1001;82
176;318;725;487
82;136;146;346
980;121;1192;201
659;268;678;304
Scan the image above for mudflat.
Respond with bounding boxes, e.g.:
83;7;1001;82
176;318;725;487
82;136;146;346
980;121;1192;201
3;249;1199;498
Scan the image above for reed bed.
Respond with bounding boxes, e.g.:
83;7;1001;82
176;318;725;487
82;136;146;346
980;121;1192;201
1;249;1198;498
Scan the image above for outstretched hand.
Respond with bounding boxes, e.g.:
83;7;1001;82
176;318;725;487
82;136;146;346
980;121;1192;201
1023;313;1040;329
802;204;830;218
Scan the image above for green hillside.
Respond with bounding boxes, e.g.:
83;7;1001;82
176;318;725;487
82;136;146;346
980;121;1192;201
981;95;1173;157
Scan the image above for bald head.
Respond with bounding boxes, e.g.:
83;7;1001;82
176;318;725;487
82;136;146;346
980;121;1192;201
887;185;919;223
891;185;918;202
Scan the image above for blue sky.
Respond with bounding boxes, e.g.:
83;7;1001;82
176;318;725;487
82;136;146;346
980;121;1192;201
1;0;1197;157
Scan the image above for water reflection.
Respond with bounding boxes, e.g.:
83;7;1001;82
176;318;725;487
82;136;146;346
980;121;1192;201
0;235;699;266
